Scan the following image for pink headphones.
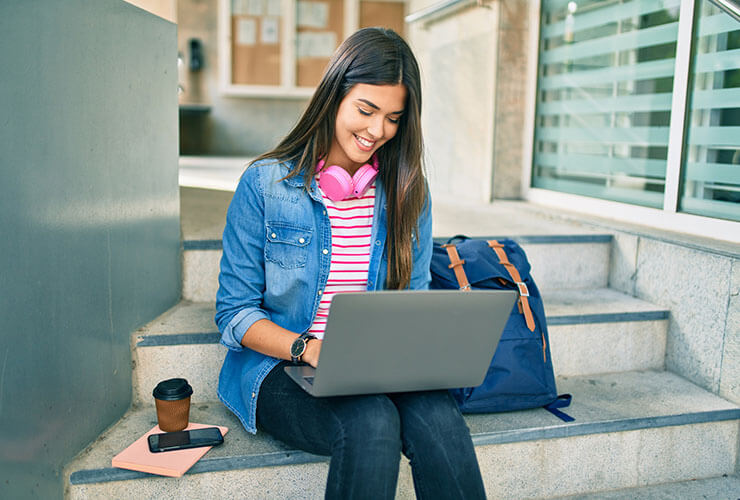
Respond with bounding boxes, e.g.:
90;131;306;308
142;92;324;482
317;154;379;202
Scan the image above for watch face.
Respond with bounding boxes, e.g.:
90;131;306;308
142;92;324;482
290;338;306;358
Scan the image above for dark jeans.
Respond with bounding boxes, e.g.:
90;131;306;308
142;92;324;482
256;362;487;500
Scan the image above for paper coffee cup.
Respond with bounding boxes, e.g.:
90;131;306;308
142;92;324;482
153;378;193;432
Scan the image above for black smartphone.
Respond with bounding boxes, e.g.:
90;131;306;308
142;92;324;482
147;427;224;453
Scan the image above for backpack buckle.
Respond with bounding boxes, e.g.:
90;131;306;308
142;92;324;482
516;282;529;297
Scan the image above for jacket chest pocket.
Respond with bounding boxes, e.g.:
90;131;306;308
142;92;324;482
265;222;312;269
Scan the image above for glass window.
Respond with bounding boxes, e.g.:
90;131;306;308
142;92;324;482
680;0;740;222
222;0;406;96
230;0;284;86
532;0;681;208
296;0;344;88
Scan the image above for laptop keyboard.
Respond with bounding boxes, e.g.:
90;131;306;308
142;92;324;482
304;376;314;386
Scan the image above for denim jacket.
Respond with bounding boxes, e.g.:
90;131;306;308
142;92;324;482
215;158;433;433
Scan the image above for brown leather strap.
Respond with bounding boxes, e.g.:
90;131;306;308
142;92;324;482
488;240;546;361
487;240;536;333
443;244;471;291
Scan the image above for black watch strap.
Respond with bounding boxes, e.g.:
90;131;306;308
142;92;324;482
290;333;316;363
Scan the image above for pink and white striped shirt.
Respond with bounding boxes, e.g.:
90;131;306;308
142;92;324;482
307;182;375;339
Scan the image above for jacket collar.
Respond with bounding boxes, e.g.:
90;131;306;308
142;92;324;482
279;159;322;202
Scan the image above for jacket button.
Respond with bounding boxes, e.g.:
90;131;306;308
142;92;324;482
318;290;323;296
271;232;277;239
299;237;305;244
322;249;329;255
375;240;381;246
251;392;256;399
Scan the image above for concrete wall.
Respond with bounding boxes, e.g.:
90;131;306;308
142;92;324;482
177;0;308;155
407;0;498;203
0;1;181;498
406;0;531;202
610;234;739;406
490;0;531;200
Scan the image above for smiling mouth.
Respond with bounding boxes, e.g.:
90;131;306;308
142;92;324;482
354;134;375;151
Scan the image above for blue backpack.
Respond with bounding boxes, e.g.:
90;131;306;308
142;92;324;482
430;236;572;421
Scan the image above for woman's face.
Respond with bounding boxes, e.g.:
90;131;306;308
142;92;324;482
326;83;407;173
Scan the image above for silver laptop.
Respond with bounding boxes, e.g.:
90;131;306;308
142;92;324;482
284;290;517;397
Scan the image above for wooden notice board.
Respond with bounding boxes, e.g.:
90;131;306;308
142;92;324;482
231;14;282;86
359;1;405;36
296;0;344;87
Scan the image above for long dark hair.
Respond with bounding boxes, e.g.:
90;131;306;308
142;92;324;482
253;27;426;290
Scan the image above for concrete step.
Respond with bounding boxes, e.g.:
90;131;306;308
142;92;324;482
182;234;612;302
130;288;667;406
178;188;616;302
65;370;740;499
553;474;740;499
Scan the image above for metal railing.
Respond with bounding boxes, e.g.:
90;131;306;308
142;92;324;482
405;0;739;25
404;0;481;24
708;0;740;22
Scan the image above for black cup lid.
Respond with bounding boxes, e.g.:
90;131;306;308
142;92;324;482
153;378;193;401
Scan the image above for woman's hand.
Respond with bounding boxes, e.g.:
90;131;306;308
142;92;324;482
302;338;322;368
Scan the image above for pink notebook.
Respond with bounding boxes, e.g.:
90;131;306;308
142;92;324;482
112;422;229;477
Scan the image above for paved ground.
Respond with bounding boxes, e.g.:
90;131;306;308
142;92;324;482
179;185;600;242
178;156;738;258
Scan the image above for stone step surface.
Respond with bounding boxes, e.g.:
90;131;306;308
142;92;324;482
182;234;612;302
553;474;740;499
131;288;669;405
66;370;740;500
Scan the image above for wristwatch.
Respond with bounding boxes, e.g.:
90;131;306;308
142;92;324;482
290;333;316;364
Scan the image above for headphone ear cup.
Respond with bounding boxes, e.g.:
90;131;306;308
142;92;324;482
351;164;379;198
319;165;354;201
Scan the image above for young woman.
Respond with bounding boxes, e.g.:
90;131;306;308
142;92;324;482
215;27;486;499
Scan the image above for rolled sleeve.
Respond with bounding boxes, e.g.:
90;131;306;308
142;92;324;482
220;308;270;351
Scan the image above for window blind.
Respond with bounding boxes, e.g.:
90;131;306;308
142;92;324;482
533;0;681;208
681;0;740;221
